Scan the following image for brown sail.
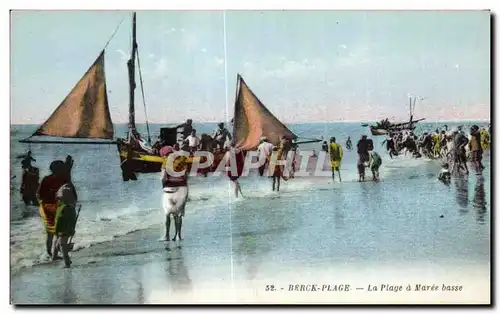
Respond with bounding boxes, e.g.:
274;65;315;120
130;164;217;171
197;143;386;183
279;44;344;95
233;75;297;150
32;51;114;139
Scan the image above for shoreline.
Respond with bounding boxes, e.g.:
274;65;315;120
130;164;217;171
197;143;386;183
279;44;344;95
10;152;491;304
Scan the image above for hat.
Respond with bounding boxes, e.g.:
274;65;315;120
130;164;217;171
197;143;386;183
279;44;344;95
330;137;335;141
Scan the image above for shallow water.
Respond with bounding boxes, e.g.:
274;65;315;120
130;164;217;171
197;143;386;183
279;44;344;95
10;121;490;278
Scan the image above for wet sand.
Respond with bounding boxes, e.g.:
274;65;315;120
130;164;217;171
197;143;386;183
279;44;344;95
10;162;490;304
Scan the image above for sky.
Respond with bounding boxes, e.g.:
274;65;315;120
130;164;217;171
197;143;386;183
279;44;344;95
10;10;490;125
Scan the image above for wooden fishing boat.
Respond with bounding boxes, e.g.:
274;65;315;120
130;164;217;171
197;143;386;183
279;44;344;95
19;12;320;180
19;13;173;181
368;96;425;136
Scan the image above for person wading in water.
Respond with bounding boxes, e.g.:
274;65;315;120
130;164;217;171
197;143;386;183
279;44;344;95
356;135;373;182
345;136;352;150
53;161;78;268
257;137;274;176
17;150;36;170
225;140;245;198
37;156;74;260
381;133;397;158
452;128;469;175
270;137;289;192
161;146;190;241
469;125;485;174
370;151;382;182
328;137;343;182
21;165;39;206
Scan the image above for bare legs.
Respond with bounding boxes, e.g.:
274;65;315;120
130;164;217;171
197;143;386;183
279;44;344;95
52;236;71;267
272;176;281;192
165;213;183;241
232;179;242;198
46;233;54;257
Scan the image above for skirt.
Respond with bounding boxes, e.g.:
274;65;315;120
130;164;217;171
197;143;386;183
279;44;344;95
39;203;57;234
330;160;341;169
162;186;188;217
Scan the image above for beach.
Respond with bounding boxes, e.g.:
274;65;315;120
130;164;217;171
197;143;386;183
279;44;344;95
10;122;491;304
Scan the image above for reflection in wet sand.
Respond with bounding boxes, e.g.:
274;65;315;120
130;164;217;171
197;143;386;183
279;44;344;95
62;270;78;304
231;198;292;281
455;177;469;213
90;268;115;303
164;244;192;292
473;176;487;224
134;268;145;304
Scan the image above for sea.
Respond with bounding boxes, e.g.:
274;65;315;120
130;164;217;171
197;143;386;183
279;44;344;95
10;121;491;281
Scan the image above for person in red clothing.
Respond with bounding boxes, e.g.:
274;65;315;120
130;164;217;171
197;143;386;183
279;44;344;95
225;141;245;198
37;159;70;258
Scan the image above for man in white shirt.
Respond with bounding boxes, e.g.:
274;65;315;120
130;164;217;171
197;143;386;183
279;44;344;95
257;137;274;176
184;129;200;153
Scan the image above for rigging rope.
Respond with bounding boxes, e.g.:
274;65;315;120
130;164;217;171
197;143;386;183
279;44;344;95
103;15;126;51
136;47;152;145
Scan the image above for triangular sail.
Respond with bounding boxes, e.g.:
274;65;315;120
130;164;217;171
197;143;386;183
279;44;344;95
233;75;297;150
32;51;114;140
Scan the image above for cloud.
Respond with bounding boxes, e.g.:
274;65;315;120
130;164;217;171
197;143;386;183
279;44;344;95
164;27;176;35
340;44;347;49
180;28;185;32
201;48;207;53
336;46;371;67
116;49;129;62
215;57;224;65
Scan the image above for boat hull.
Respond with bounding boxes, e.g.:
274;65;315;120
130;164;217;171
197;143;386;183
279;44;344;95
369;119;425;136
370;127;389;136
116;139;227;180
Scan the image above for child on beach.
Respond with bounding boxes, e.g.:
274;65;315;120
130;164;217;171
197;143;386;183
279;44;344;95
53;179;78;268
438;163;452;185
370;151;382;182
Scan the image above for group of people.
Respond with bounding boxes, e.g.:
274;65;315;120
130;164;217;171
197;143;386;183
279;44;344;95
376;124;490;184
17;152;79;268
159;134;289;241
325;135;382;183
152;120;233;155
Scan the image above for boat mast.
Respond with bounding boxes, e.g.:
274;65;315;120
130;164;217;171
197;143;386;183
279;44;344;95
127;12;137;136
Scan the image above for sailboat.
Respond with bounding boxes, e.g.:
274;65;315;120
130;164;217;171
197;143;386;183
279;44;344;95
19;12;165;181
368;96;426;136
232;74;298;149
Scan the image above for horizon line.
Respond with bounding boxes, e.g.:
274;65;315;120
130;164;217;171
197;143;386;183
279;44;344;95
10;118;490;126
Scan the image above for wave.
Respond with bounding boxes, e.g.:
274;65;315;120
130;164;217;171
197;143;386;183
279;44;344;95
9;150;440;273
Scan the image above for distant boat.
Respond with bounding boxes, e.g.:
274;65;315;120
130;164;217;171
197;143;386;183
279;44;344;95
368;96;425;136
